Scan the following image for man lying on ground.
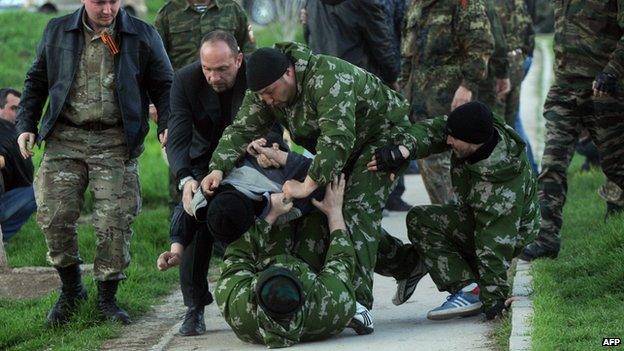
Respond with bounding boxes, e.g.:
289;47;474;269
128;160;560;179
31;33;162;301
216;175;368;348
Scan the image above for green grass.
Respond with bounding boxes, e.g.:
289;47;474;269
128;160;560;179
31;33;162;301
530;159;624;351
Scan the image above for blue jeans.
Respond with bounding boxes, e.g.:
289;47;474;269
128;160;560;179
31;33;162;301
516;56;539;175
0;186;37;241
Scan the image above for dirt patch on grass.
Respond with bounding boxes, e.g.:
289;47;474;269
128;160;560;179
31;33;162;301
0;265;93;299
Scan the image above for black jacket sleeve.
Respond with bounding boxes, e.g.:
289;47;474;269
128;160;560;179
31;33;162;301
359;0;400;84
145;27;173;135
15;23;50;137
166;71;195;184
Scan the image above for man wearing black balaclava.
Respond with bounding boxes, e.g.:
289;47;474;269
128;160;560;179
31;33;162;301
368;101;539;321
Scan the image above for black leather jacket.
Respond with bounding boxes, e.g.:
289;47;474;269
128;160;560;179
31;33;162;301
16;7;173;159
304;0;400;84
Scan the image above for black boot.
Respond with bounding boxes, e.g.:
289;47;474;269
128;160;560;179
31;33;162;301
605;202;624;221
96;280;131;325
519;242;559;261
47;264;88;326
179;305;206;336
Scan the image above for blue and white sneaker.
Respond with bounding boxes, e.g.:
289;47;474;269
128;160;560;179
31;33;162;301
348;302;374;335
427;283;483;320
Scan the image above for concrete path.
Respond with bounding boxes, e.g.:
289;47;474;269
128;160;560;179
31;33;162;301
158;174;494;351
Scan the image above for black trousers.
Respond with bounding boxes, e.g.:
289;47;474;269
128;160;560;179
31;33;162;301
171;203;214;307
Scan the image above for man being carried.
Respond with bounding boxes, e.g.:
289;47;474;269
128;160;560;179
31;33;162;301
369;102;539;319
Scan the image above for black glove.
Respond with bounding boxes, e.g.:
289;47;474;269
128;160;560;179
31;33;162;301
594;72;618;96
373;145;407;172
483;300;508;320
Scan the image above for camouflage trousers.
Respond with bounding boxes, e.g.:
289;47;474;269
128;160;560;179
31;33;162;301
35;124;141;281
216;211;356;347
417;152;457;205
339;138;404;309
535;81;624;249
404;204;537;308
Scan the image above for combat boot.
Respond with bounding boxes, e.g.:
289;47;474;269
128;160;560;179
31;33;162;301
47;264;88;326
605;202;624;221
519;242;559;261
96;280;131;325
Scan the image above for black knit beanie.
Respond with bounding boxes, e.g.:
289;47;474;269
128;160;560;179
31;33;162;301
205;188;255;243
445;101;495;144
255;267;304;320
246;48;291;91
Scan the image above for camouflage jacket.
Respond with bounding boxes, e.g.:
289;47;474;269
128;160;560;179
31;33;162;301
553;0;624;81
493;0;534;55
402;115;539;305
399;0;495;95
215;219;356;348
209;42;413;185
485;0;510;79
155;0;255;70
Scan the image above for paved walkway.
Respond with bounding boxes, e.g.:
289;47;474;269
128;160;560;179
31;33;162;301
157;175;494;351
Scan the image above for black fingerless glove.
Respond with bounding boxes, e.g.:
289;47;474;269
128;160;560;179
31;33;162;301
483;300;508;320
594;72;618;96
374;145;407;172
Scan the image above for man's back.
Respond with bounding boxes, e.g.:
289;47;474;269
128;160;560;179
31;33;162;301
304;0;399;84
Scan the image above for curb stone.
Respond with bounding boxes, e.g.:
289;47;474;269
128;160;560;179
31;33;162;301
509;259;533;351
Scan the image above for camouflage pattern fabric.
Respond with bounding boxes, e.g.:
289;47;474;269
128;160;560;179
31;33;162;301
215;212;356;348
394;115;539;309
399;0;494;205
209;42;412;308
479;0;534;125
35;124;141;281
534;85;624;249
528;1;624;249
599;180;624;206
62;16;121;126
399;0;494;118
155;0;255;70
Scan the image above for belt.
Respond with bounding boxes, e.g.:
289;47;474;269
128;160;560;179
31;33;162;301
62;118;121;131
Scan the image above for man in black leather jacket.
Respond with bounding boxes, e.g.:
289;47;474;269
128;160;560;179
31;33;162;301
303;0;400;86
15;0;172;326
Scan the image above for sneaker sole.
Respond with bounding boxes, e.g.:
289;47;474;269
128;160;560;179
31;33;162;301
347;318;374;335
427;302;483;321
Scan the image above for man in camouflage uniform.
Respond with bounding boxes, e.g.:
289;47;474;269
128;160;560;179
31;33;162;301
399;0;495;205
369;102;539;319
216;176;361;347
520;0;624;260
155;0;255;212
479;0;534;126
155;0;255;71
16;0;172;325
202;43;414;315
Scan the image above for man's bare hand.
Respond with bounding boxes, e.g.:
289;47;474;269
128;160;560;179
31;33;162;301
0;155;5;169
200;170;223;196
149;103;158;123
312;174;347;231
158;128;168;147
495;78;511;102
17;132;35;159
157;251;181;271
451;85;473;111
264;192;294;225
312;174;345;216
182;179;199;216
246;138;266;156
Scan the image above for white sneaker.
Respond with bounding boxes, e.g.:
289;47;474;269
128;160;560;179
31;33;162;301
347;302;374;335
